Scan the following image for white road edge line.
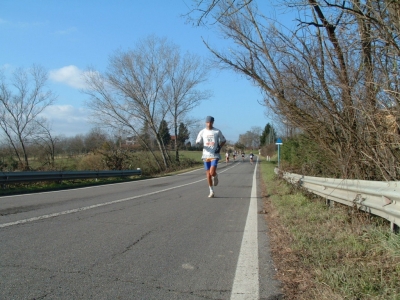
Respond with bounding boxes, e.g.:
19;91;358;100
0;162;239;229
231;157;259;299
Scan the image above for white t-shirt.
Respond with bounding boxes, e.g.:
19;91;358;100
196;127;226;160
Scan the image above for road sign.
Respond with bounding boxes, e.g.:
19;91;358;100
276;138;282;169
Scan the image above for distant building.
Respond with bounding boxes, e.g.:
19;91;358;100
125;136;137;145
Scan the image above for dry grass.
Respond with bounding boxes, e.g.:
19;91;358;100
260;160;400;299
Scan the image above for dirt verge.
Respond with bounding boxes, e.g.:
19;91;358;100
261;179;315;299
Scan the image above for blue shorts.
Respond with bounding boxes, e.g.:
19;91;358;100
204;159;219;170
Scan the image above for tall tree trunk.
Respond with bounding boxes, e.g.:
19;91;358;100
174;119;179;162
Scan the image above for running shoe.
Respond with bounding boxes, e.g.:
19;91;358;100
208;192;214;198
213;174;219;186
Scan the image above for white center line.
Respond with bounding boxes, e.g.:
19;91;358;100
0;179;204;228
0;163;239;229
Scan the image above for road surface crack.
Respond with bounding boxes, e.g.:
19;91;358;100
121;230;152;254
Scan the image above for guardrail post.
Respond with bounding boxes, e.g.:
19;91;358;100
391;222;399;234
326;198;335;208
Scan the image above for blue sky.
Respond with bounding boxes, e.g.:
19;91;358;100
0;0;289;143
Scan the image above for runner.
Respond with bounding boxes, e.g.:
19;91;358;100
225;151;229;163
249;152;254;165
241;152;245;162
196;116;226;198
233;151;236;161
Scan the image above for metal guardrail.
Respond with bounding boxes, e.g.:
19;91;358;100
0;169;142;184
275;168;400;232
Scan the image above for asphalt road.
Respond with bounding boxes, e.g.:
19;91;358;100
0;157;282;300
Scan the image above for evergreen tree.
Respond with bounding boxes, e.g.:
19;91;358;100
177;122;190;149
158;120;171;147
260;123;276;146
139;121;152;150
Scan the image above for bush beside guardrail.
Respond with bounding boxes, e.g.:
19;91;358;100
275;168;400;232
0;169;142;184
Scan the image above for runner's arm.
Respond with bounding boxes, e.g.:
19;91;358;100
195;130;203;145
217;130;226;149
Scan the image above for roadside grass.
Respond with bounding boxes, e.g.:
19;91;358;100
178;150;202;162
259;159;400;299
29;156;81;170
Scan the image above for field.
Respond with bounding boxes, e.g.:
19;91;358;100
177;150;203;162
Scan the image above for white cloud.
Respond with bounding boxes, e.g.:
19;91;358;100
40;104;93;136
54;26;77;35
49;65;88;89
0;18;47;29
0;64;14;72
42;104;89;120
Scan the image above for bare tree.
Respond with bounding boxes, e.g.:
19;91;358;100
163;51;211;162
64;134;86;156
185;0;254;26
239;126;261;149
33;121;60;169
84;36;211;169
189;0;400;180
0;65;56;170
84;127;110;153
83;36;174;170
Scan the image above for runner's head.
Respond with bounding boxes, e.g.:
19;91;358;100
205;116;214;129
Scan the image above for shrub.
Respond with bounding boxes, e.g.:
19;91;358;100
77;154;106;170
281;134;340;177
